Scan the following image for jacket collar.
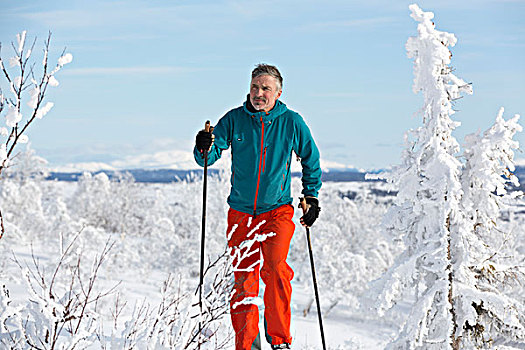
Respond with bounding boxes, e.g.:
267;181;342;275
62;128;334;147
242;95;287;123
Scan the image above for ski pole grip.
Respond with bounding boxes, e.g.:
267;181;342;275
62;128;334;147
299;197;307;214
204;120;214;134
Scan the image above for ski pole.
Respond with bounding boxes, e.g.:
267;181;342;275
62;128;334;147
198;120;212;348
300;197;327;350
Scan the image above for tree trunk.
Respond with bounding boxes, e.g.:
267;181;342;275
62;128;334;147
447;214;460;350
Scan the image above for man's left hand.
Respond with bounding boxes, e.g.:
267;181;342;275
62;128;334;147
299;197;320;227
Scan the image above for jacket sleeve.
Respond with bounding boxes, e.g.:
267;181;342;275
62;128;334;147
292;113;322;198
193;113;232;167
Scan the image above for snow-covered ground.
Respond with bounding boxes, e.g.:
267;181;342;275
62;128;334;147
0;157;523;348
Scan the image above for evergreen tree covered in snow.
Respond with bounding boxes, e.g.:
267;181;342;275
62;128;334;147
454;108;525;347
373;4;472;349
373;4;525;349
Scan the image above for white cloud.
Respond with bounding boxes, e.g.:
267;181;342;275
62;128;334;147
108;149;214;170
19;9;110;28
49;147;357;173
298;17;397;31
52;162;117;173
309;92;363;98
320;159;362;172
63;66;198;76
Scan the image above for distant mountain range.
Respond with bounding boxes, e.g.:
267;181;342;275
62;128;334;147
46;168;374;183
45;166;525;189
45;148;525;186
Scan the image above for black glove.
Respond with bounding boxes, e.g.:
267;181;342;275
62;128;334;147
195;129;214;154
299;197;320;227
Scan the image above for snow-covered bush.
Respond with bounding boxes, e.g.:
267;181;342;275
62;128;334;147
0;31;72;238
454;108;525;347
290;181;394;312
0;231;113;349
0;147;50;243
98;253;234;349
70;172;152;236
0;228;240;349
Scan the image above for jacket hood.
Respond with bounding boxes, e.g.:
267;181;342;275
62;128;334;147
242;95;288;123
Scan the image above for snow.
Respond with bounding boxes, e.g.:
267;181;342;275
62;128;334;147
18;135;28;144
16;31;26;54
48;75;59;87
4;165;519;349
27;87;40;109
1;144;524;349
35;101;54;119
369;4;525;348
52;162;118;172
0;150;406;349
513;158;525;167
0;144;6;162
48;148;359;174
2;8;524;350
58;53;73;66
5;106;22;127
8;57;19;68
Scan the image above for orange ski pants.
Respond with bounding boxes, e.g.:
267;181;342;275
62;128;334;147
227;204;295;349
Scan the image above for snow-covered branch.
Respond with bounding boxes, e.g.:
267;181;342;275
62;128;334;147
1;230;116;349
0;31;72;239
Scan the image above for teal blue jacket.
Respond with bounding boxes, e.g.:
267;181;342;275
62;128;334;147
193;99;321;216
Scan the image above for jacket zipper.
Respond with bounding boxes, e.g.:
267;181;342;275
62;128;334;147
263;147;267;173
253;116;265;216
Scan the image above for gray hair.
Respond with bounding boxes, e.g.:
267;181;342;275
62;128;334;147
251;64;283;90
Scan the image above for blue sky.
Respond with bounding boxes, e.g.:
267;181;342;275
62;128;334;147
1;0;524;170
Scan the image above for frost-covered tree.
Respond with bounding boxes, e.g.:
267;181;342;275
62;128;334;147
454;108;525;347
0;146;50;242
372;4;473;349
372;4;525;349
0;31;72;238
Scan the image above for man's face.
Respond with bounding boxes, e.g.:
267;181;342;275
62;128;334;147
249;75;282;112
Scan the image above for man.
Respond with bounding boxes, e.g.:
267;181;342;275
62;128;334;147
193;64;321;350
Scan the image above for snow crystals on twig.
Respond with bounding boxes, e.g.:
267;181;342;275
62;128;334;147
35;101;54;119
16;31;26;54
0;30;71;168
58;52;73;67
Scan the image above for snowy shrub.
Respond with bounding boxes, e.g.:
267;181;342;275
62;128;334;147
0;225;239;349
290;181;394;312
0;231;113;349
96;221;282;349
0;148;50;243
454;108;525;347
70;172;150;236
100;258;233;349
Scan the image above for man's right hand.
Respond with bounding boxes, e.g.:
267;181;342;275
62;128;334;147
195;121;215;153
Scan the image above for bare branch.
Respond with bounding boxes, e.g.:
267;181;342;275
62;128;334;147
0;208;4;239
